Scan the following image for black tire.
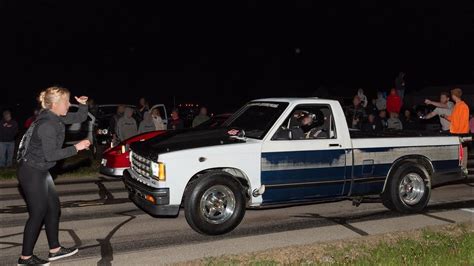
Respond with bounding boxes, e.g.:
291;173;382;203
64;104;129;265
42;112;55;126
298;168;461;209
184;172;246;235
382;163;431;213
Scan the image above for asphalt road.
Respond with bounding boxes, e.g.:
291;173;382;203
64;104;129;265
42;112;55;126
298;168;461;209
0;174;472;266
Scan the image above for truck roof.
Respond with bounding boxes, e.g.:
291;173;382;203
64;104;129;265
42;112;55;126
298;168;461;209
251;97;341;105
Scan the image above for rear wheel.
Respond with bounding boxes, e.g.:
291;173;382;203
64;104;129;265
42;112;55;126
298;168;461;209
382;163;431;213
184;172;246;235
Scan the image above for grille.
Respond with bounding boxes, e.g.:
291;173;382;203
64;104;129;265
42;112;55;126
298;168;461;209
131;151;152;178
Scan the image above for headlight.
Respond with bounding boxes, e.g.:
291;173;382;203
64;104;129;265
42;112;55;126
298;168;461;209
97;129;109;135
151;162;166;181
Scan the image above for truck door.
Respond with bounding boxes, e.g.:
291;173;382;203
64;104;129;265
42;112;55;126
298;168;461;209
260;104;350;204
150;104;168;128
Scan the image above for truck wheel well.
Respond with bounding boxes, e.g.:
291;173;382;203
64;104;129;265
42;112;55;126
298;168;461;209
183;168;251;204
382;155;434;193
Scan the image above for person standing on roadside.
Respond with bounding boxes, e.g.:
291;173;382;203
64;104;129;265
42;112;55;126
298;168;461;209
168;109;184;130
422;92;454;133
440;88;470;168
138;111;156;134
137;97;149;122
17;87;90;265
24;109;40;129
0;110;18;167
116;107;138;141
150;108;166;131
192;106;210;127
441;88;470;135
386;88;402;115
110;105;125;146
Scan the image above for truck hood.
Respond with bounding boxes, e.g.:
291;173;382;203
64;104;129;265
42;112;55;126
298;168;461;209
130;127;247;160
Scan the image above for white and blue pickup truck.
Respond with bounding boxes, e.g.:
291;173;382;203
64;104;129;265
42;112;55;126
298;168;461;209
123;98;471;235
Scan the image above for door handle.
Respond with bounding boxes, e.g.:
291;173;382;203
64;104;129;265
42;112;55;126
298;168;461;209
329;143;341;147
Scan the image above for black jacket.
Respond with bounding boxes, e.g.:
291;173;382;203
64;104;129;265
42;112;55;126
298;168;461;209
0;119;18;142
24;104;88;170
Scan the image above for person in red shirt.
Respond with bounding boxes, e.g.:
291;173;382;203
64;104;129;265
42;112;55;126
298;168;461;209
386;88;402;114
24;109;40;129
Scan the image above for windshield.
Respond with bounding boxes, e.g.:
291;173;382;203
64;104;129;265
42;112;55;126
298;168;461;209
223;102;289;139
194;115;231;129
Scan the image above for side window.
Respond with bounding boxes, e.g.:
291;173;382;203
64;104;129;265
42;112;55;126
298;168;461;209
272;104;337;140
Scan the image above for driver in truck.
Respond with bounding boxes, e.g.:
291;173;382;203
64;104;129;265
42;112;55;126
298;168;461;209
292;111;328;139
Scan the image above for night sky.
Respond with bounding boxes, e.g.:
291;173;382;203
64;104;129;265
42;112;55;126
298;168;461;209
1;0;474;117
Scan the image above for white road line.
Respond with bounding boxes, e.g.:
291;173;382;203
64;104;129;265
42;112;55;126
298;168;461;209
460;208;474;214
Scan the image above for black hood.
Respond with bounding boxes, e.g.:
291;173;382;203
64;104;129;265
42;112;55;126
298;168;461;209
130;127;246;160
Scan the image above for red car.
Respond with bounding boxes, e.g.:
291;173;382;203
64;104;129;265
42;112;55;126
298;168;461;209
100;113;232;177
100;130;165;176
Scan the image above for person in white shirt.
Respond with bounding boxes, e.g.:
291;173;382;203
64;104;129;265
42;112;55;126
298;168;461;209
375;91;387;111
422;92;454;132
357;88;368;108
151;108;165;131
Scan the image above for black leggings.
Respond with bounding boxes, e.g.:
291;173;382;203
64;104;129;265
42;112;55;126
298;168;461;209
17;162;60;256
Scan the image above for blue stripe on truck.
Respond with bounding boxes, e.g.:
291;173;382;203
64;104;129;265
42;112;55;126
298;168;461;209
260;148;460;204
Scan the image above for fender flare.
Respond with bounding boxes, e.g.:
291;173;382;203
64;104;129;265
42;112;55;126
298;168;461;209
381;155;434;193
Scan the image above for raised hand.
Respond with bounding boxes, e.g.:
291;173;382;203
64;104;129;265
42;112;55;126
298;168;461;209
75;96;89;105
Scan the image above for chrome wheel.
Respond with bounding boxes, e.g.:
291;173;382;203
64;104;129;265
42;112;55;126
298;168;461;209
398;173;425;205
199;185;236;224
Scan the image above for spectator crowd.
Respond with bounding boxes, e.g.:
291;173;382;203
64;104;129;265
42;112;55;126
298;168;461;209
107;97;211;145
1;72;473;168
344;72;472;137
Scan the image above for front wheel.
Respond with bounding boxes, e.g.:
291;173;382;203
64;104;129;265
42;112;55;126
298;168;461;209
382;163;431;213
184;172;246;235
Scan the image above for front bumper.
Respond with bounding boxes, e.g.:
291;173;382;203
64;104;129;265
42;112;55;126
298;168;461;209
122;170;179;217
100;165;128;177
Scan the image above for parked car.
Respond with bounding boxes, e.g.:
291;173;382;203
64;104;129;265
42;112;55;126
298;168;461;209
100;113;231;177
94;104;137;148
123;97;471;235
100;130;165;176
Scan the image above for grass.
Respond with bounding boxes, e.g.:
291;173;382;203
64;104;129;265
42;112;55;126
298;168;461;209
196;223;473;266
0;167;16;180
0;151;100;180
334;226;473;266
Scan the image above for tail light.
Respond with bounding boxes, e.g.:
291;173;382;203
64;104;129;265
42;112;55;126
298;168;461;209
459;143;464;166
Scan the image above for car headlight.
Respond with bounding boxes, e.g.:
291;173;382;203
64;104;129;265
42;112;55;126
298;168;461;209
151;162;166;181
97;129;109;135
